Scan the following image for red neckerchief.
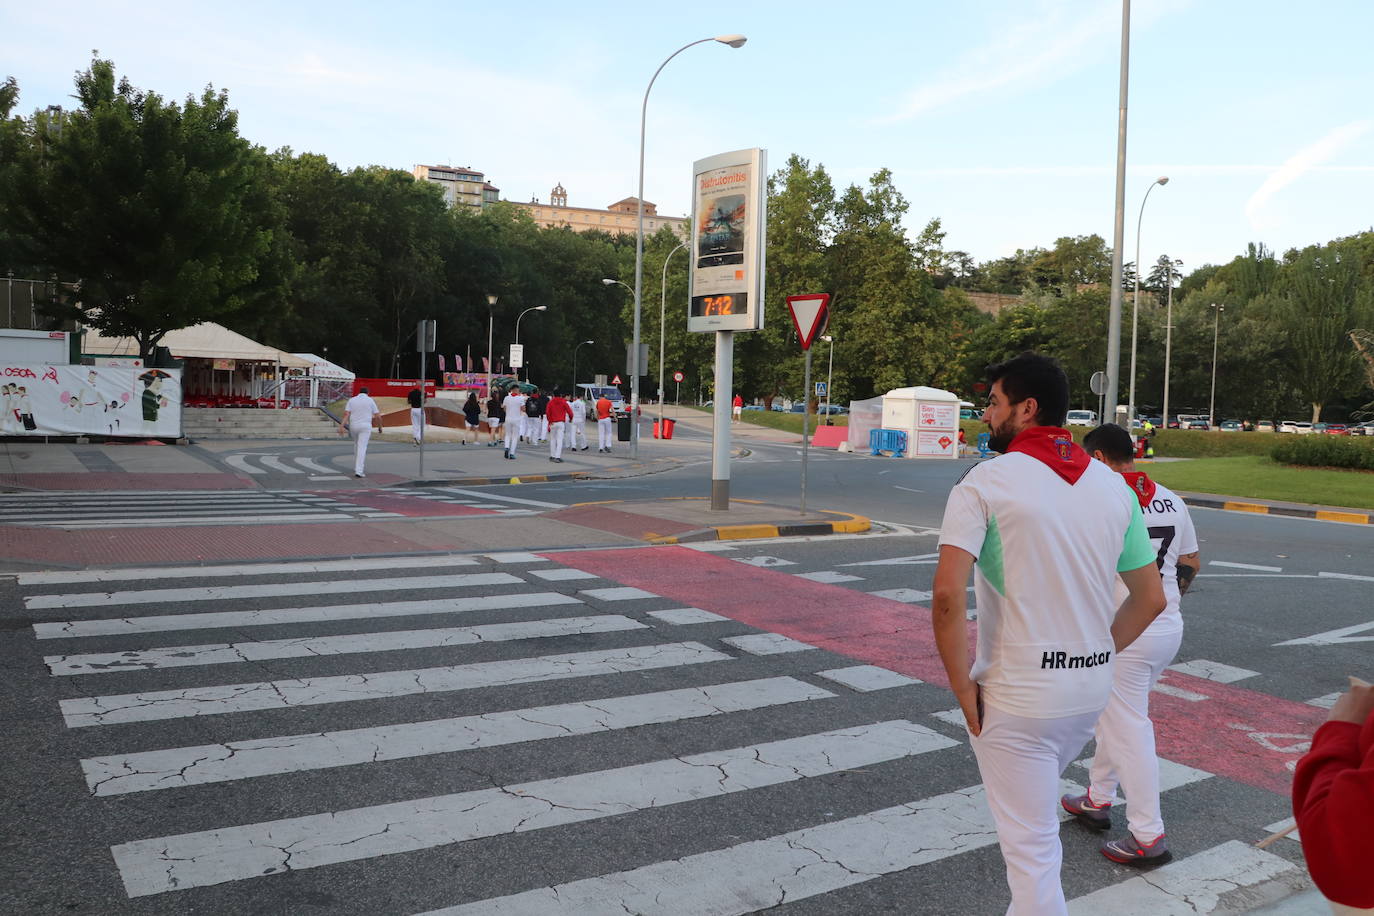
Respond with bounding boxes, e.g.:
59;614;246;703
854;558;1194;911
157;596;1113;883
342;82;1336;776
1005;426;1091;485
1120;470;1157;507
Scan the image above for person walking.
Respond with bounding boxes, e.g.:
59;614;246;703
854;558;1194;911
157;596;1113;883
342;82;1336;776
930;352;1165;915
732;392;743;422
595;393;614;452
1061;423;1200;867
407;388;424;446
531;389;549;443
546;389;570;463
568;393;589;451
339;386;383;478
461;392;482;445
501;386;527;459
485;391;503;447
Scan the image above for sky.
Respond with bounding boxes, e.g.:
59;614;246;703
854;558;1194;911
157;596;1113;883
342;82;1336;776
4;0;1373;273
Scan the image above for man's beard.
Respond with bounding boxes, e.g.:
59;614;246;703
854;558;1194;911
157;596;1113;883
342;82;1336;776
986;419;1017;453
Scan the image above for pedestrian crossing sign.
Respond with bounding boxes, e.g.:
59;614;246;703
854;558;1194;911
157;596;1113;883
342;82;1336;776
815;382;827;397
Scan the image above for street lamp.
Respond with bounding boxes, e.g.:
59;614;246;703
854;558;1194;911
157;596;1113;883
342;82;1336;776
514;305;547;382
1161;258;1183;431
820;335;835;421
659;242;686;432
572;339;594;394
485;294;497;397
1208;302;1225;428
631;34;747;459
1127;175;1169;424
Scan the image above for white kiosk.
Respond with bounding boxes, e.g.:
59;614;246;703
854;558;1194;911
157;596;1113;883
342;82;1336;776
881;385;961;459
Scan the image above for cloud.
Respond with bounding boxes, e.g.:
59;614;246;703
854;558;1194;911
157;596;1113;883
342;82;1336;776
1245;121;1374;229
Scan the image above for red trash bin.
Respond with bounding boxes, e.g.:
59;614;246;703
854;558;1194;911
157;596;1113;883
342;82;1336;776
652;418;676;439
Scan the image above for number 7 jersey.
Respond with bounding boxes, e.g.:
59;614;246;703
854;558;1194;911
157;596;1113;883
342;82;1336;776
1114;475;1199;635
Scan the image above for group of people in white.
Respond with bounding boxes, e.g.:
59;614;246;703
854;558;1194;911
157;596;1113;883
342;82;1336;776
339;385;622;477
2;383;36;431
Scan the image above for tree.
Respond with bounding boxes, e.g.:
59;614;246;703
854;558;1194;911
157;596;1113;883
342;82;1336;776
5;58;292;358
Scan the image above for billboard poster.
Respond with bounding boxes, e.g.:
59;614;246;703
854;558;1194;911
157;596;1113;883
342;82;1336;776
687;148;766;333
0;363;182;437
918;403;958;429
915;430;958;458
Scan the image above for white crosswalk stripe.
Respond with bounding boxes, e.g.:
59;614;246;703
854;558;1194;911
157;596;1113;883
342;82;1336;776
13;552;1275;913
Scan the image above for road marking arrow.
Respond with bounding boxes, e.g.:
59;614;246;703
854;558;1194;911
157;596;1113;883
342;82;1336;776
1276;621;1374;646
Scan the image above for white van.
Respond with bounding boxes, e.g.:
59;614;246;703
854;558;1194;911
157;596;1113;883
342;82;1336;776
1066;409;1098;427
576;384;627;416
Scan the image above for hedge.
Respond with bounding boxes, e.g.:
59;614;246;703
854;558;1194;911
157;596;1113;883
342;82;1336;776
1271;435;1374;471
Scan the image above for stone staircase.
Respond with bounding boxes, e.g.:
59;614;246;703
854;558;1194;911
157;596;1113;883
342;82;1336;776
182;407;340;440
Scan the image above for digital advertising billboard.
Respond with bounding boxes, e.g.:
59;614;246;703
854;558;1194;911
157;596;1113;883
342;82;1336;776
687;148;767;333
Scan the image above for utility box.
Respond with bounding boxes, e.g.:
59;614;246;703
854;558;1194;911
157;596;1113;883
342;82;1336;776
881;385;961;459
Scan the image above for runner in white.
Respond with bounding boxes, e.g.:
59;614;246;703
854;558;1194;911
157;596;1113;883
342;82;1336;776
339;387;383;478
500;387;527;459
932;353;1165;916
1062;422;1200;866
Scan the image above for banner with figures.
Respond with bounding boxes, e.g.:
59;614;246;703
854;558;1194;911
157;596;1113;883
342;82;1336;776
0;363;182;438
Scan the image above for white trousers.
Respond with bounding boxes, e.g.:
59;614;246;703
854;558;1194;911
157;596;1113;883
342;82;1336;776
504;420;521;455
410;407;423;443
598;417;613;449
972;703;1101;916
565;419;588;450
539;416;548;442
549;421;565;459
1088;625;1182;843
350;427;373;476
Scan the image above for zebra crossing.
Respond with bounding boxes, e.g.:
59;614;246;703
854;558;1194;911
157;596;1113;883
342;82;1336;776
223;451;349;478
8;549;1308;913
0;487;545;529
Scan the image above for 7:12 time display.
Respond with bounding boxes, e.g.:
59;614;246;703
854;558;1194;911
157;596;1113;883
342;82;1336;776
690;293;747;318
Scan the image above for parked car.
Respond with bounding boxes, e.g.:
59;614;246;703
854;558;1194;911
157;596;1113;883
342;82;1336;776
1219;419;1242;431
959;408;979;420
818;404;848;415
771;403;786;412
1184;417;1210;430
742;404;764;412
577;384;628;416
1065;409;1098;426
1323;423;1351;435
1255;420;1275;432
1293;422;1314;434
1353;421;1374;436
790;404;806;413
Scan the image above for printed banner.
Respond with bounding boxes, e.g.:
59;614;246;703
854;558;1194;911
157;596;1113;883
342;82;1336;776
918;403;958;429
1;363;182;437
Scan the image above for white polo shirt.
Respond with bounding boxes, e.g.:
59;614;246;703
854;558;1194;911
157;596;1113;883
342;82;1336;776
939;453;1156;719
501;392;527;423
1111;477;1198;637
344;393;381;429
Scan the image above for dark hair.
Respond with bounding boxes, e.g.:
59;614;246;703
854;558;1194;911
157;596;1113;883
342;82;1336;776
1083;423;1135;463
985;351;1069;427
359;386;370;395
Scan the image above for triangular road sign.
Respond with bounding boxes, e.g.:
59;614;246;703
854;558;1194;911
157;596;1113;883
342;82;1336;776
611;374;623;385
786;294;831;350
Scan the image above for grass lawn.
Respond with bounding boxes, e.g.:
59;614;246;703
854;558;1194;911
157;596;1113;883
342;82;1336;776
685;406;848;436
1147;456;1374;510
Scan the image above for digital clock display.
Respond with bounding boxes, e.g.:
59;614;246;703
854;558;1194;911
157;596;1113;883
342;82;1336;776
690;293;747;318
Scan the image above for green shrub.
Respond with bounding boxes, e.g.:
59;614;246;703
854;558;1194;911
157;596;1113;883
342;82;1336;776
1272;435;1374;470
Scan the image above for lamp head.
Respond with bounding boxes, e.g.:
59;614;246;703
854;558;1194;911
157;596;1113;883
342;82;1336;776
1157;176;1170;186
821;335;833;342
535;305;548;312
601;279;617;286
487;294;498;306
714;34;747;48
584;339;594;344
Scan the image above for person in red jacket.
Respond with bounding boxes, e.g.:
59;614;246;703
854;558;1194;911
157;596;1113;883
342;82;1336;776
1292;676;1374;912
546;389;571;463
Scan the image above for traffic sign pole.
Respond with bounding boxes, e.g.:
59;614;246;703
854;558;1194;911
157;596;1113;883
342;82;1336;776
801;348;811;515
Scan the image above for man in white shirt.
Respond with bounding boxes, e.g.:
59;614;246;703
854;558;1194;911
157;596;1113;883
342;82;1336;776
932;352;1165;915
1062;423;1200;866
566;395;589;451
339;387;383;478
500;387;527;459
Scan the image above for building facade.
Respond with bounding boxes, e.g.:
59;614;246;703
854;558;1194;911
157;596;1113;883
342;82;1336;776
412;165;500;211
513;184;688;238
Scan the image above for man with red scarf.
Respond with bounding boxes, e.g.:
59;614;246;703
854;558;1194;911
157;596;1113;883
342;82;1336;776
1061;422;1200;867
932;352;1166;915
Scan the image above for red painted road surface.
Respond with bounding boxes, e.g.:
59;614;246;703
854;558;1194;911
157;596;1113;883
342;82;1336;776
554;545;1325;796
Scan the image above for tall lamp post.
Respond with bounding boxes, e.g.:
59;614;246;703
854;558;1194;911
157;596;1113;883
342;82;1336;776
1127;175;1169;425
572;339;594;394
1208;302;1225;428
514;305;547;383
1161;258;1182;431
658;242;686;435
820;335;835;419
631;34;747;460
603;277;633;394
485;294;497;398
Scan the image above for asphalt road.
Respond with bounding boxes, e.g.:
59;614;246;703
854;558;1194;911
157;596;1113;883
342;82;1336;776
3;437;1367;914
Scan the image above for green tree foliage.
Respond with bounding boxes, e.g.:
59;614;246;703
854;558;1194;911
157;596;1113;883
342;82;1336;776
3;58;292;358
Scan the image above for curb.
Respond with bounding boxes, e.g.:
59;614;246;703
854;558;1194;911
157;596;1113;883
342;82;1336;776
646;509;871;545
1182;494;1372;525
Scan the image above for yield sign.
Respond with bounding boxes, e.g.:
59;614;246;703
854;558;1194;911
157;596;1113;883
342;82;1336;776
786;294;830;351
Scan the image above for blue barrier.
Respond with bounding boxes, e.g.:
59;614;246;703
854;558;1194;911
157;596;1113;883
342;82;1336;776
869;428;907;458
976;432;992;458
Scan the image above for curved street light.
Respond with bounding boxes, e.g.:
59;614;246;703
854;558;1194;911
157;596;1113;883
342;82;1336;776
485;294;498;397
572;339;594;395
659;242;687;431
630;34;747;459
820;334;835;419
1127;175;1169;424
1161;258;1183;431
1208;303;1225;428
514;305;547;382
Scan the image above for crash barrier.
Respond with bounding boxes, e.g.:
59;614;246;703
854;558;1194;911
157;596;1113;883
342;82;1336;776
869;428;908;458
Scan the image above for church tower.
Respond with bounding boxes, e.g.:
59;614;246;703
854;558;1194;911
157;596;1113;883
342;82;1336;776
550;183;567;207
